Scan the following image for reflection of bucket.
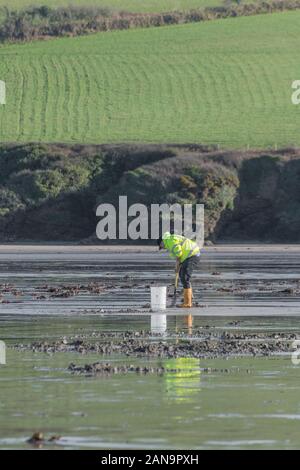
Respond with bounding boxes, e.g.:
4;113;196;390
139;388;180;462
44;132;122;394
0;341;6;365
151;286;167;311
151;314;167;333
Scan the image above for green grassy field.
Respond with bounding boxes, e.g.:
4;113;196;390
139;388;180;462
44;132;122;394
0;11;299;148
0;0;220;13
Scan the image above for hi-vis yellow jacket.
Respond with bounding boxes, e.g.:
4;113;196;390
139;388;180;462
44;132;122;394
162;232;200;263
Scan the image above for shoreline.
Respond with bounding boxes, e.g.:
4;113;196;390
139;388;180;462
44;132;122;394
0;243;300;254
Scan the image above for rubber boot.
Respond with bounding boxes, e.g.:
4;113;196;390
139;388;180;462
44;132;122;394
179;288;192;308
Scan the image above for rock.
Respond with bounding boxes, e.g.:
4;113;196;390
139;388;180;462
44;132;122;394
27;432;61;446
27;432;44;444
281;288;295;295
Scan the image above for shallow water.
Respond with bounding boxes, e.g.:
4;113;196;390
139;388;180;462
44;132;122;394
1;246;300;449
1;318;300;450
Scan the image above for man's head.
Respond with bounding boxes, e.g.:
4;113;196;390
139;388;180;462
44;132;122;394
157;231;171;250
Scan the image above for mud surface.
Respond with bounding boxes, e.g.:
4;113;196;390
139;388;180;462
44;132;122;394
67;362;246;376
13;329;297;359
1;245;300;317
68;362;182;376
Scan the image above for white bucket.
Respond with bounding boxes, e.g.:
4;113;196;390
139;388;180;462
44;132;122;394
151;314;167;333
151;286;167;311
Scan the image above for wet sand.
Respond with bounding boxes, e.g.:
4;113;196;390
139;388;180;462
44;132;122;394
1;244;300;253
2;244;300;360
1;244;300;318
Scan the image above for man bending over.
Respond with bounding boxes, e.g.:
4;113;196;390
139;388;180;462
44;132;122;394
157;231;201;308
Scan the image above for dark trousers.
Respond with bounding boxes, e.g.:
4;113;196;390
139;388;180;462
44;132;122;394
179;255;200;289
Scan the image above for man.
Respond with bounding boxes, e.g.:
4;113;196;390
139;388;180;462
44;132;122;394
157;231;201;308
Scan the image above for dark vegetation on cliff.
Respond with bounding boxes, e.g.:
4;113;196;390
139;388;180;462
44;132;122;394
0;1;300;42
0;143;300;242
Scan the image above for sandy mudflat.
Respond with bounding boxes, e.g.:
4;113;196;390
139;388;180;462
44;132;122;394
1;243;300;318
0;243;300;254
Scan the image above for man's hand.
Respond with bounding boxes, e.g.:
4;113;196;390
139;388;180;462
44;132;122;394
175;258;180;273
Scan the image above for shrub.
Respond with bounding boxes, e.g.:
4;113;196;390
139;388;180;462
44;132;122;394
0;187;24;216
1;1;300;42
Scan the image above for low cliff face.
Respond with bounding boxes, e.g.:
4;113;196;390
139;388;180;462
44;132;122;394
217;155;300;241
0;143;299;242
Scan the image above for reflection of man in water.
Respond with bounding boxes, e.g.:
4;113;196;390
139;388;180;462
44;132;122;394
157;232;201;308
164;358;201;403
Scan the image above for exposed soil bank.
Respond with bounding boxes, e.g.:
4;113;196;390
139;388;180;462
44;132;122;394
13;330;298;358
2;143;300;242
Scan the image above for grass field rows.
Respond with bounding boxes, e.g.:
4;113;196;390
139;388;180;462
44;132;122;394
0;11;299;148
